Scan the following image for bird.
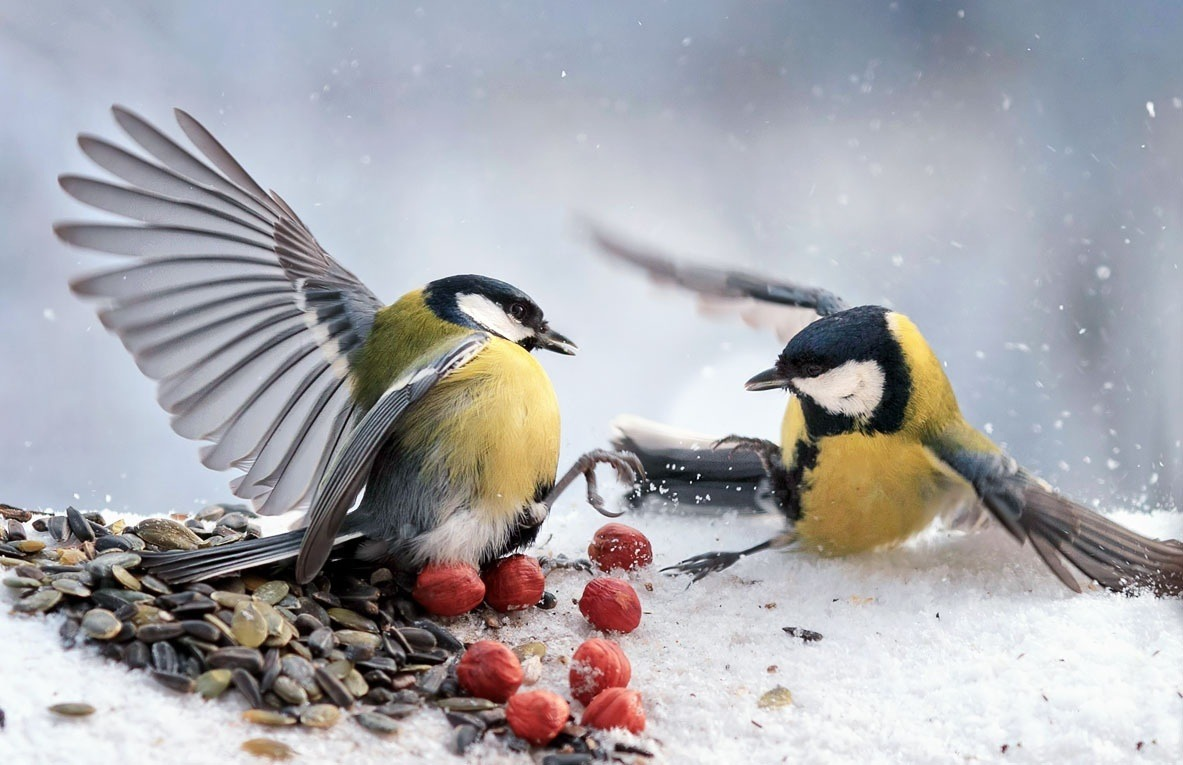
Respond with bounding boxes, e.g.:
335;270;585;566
54;105;641;584
592;226;1183;596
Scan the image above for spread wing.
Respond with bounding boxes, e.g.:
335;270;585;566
295;334;490;582
56;106;384;516
588;224;848;342
930;438;1183;596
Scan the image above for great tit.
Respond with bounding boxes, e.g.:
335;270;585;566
54;106;641;584
592;227;1183;596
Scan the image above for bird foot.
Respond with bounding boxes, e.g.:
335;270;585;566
712;435;783;475
661;550;747;582
543;449;646;518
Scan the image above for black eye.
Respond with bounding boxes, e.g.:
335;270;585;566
801;362;826;378
509;302;527;320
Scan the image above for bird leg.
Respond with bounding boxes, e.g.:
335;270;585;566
663;531;797;582
712;434;784;476
540;449;646;518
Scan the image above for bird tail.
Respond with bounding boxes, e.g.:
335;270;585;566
140;529;362;584
609;414;775;514
1012;481;1183;596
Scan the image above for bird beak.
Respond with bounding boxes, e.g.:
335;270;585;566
744;367;787;391
536;326;578;355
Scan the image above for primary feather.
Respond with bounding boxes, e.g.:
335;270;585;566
57;106;383;516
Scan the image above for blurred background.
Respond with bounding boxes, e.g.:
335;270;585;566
1;1;1180;517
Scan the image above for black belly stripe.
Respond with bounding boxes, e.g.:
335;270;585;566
776;439;819;522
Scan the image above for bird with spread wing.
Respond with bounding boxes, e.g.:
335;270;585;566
592;226;1183;596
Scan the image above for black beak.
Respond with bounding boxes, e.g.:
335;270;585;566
744;367;787;391
536;326;578;355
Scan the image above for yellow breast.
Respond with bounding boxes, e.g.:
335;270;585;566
790;423;971;555
396;337;561;519
779;314;977;556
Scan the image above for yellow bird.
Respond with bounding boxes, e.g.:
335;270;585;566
594;228;1183;596
54;106;640;584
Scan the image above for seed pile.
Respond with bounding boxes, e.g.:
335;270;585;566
1;504;650;763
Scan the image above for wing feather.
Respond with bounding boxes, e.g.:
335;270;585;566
58;106;384;516
588;224;848;342
930;437;1183;596
294;334;490;582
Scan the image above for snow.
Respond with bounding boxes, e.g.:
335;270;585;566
2;503;1181;764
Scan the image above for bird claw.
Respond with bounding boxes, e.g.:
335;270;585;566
575;449;643;518
544;449;645;518
710;435;782;474
661;550;746;582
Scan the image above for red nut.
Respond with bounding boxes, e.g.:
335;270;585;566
579;577;642;633
456;640;523;703
581;687;645;734
506;689;570;746
588;523;653;572
412;562;485;616
482;554;545;612
569;638;632;706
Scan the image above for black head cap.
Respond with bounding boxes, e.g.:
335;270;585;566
754;305;911;436
424;274;576;354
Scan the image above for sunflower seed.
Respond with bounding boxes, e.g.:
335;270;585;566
94;535;134;553
270;676;308;706
242;709;296;727
327;608;378;633
81;608;122;640
14;588;62;613
194;668;232;699
51;578;92;598
135;518;201;551
355;711;399;734
48;703;95;717
151;671;195;693
253;581;289;605
124;641;150;670
137;622;185;642
207;646;264;674
66;507;95;543
232;601;268;648
233;668;264;708
300;703;341;728
48;516;70;542
152;641;179;674
314;665;354;708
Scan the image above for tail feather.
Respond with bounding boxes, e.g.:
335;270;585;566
140;529;362;583
1019;484;1183;596
610;415;774;514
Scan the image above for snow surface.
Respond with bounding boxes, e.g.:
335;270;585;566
2;502;1181;764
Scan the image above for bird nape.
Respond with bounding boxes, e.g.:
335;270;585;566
55;106;642;585
591;225;1183;597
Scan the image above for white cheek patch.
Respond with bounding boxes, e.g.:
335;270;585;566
792;359;885;419
456;293;532;343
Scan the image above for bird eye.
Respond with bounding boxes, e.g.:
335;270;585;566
509;302;527;320
801;362;826;377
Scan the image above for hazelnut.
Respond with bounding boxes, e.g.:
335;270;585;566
578;577;642;633
569;638;632;706
482;554;545;612
581;687;645;734
412;562;485;616
588;523;653;572
456;640;523;702
506;689;570;746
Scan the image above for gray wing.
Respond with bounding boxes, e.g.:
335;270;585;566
294;333;491;583
930;440;1183;596
588;224;848;342
56;106;384;516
